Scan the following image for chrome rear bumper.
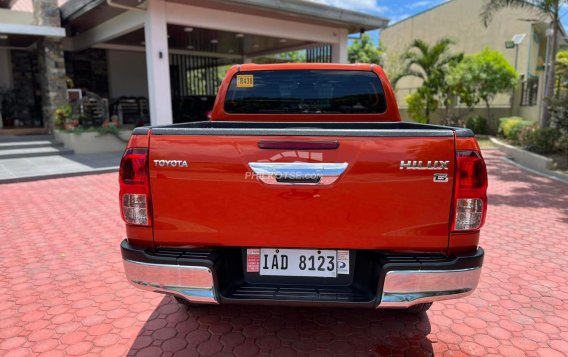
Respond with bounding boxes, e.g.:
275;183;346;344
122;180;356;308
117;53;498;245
121;239;483;308
377;267;481;308
123;259;218;304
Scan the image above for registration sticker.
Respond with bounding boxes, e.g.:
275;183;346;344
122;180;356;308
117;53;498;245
337;250;349;275
246;248;260;272
236;74;254;88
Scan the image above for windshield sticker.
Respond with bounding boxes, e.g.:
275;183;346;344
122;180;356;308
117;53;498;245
236;75;254;88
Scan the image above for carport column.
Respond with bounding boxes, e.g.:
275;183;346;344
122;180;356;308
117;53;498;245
331;28;348;63
34;0;67;134
145;0;173;126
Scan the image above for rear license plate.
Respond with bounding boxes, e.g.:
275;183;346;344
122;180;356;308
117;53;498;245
247;248;349;278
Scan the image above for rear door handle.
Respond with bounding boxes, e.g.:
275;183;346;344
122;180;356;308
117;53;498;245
248;162;348;185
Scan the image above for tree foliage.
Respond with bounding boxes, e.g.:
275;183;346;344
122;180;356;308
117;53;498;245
405;92;435;124
550;51;568;134
348;33;384;65
397;38;463;123
447;47;519;120
480;0;568;127
557;51;568;83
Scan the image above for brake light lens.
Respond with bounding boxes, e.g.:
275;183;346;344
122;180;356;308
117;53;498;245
452;151;487;231
119;148;151;226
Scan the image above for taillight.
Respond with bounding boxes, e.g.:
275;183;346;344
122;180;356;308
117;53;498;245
119;148;151;226
452;151;487;231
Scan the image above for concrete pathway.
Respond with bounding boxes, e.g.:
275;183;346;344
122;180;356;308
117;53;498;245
0;135;120;183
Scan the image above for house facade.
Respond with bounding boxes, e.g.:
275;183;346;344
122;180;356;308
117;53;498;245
0;0;388;133
380;0;568;129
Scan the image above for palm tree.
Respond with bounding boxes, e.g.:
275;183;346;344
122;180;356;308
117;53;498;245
480;0;568;127
394;38;463;120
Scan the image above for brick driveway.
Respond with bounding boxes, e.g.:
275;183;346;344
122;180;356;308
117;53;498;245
1;150;567;356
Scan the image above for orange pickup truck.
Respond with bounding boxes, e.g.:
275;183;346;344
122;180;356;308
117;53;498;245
119;63;487;313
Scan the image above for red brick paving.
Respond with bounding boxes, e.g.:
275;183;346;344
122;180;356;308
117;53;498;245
0;150;567;356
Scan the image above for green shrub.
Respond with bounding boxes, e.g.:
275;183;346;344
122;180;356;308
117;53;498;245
466;116;488;135
518;123;538;147
556;135;568;158
522;127;562;155
550;97;568;134
498;117;532;144
405;92;429;124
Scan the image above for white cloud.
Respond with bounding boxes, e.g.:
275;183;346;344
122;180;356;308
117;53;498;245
389;13;412;24
304;0;388;15
407;0;450;9
408;1;436;9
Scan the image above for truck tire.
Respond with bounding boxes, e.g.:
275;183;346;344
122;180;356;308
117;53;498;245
404;303;433;314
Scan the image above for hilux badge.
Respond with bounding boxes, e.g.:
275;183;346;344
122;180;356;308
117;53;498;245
400;160;450;170
153;160;189;168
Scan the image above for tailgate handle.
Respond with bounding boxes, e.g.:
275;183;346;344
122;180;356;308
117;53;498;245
248;162;348;185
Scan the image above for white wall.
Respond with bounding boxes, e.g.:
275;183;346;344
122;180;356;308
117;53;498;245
0;49;13;89
107;49;148;99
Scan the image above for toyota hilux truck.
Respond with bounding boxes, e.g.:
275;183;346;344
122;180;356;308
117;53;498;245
119;63;487;313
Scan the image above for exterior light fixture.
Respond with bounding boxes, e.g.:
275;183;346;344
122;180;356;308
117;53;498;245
0;35;7;40
210;39;218;44
253;43;259;48
235;33;245;38
187;45;194;49
279;38;287;43
505;33;526;70
512;33;526;45
184;27;193;32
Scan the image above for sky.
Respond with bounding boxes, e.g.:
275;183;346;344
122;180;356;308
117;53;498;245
307;0;568;46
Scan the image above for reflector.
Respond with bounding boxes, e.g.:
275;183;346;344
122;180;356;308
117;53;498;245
122;194;148;225
454;198;483;230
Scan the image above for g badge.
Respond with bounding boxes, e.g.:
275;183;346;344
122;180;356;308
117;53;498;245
433;173;448;182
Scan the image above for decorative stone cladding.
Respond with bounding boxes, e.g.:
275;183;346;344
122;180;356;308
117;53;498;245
34;0;67;133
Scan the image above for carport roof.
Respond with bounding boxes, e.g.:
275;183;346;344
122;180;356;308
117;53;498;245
61;0;390;34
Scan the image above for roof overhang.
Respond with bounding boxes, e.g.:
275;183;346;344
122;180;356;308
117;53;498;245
0;23;66;38
61;0;389;34
203;0;390;33
0;0;17;9
0;8;65;47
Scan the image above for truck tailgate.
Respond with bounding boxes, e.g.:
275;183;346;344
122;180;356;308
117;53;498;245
148;124;457;252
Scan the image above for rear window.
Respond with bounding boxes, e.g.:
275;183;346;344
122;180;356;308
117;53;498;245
224;70;387;114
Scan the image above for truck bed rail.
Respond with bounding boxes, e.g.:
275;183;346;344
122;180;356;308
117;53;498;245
133;121;474;138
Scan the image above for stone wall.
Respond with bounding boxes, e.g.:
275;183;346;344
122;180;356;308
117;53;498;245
33;0;60;27
34;0;67;133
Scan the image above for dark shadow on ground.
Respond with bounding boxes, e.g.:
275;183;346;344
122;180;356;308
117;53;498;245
128;295;433;356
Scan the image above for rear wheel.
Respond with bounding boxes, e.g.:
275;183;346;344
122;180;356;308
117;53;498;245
404;303;432;314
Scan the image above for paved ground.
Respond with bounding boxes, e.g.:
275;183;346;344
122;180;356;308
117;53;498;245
0;153;120;183
0;135;121;183
0;150;567;356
